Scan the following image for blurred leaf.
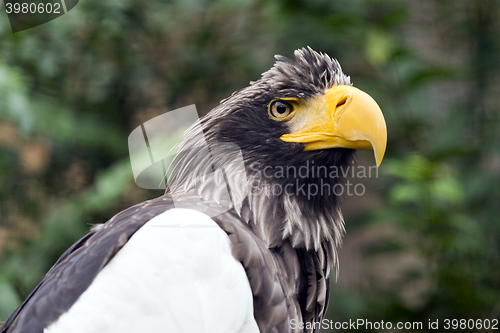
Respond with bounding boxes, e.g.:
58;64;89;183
0;281;21;322
364;29;394;66
430;176;464;204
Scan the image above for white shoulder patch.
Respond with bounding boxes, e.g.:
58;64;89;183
45;208;259;333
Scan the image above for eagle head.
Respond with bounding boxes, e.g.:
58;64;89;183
168;47;386;255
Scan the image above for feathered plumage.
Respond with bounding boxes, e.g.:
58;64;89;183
1;47;386;333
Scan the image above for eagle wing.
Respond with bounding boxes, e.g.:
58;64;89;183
2;197;259;333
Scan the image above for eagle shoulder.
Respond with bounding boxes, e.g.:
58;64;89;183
2;196;174;333
44;208;258;333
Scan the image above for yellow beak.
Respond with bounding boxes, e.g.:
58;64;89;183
280;85;387;167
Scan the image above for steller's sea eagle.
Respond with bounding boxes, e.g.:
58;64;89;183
1;47;386;333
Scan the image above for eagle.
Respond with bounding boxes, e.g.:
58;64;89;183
1;47;386;333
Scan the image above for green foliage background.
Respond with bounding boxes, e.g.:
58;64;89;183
0;0;499;330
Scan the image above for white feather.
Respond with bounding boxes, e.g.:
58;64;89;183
45;208;259;333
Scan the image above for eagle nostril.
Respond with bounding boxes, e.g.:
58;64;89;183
336;96;348;109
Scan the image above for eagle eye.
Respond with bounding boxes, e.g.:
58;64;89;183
269;100;294;120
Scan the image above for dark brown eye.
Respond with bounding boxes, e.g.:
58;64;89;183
269;101;293;119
